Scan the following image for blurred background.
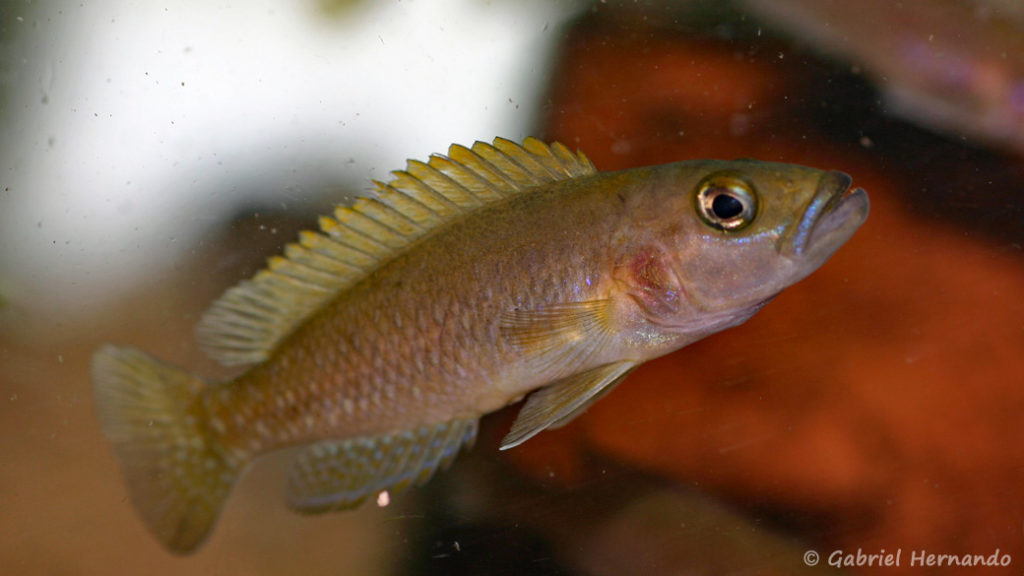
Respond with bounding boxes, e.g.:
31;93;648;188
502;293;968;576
3;0;1024;574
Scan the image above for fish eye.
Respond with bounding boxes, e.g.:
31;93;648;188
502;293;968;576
695;176;758;231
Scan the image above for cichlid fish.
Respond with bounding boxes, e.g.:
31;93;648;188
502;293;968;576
743;0;1024;154
92;137;868;553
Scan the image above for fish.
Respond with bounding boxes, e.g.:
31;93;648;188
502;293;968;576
91;137;869;553
742;0;1024;154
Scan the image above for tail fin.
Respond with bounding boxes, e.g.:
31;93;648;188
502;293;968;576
91;345;241;553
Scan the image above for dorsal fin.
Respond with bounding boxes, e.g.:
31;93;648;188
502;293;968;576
196;137;596;366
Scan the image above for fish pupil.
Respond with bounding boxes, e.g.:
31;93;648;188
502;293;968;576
711;193;744;219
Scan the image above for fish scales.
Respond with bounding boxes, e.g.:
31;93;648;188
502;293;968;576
91;138;868;553
208;174;626;456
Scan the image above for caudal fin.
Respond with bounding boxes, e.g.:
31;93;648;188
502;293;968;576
91;345;241;553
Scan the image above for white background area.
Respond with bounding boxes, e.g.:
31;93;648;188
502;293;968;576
0;0;581;321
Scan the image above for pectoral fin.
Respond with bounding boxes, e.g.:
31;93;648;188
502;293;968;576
500;361;636;450
286;419;478;513
500;299;616;371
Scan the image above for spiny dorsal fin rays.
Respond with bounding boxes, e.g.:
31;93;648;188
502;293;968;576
426;154;506;204
522;137;593;177
196;137;596;367
404;160;482;209
341;198;423;241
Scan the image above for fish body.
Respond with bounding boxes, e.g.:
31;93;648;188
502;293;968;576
92;138;868;553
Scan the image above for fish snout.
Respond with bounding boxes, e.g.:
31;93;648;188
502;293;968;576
783;170;869;258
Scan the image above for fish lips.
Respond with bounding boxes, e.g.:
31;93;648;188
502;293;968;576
782;170;870;260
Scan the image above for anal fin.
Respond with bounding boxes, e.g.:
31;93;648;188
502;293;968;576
287;419;478;513
500;361;636;450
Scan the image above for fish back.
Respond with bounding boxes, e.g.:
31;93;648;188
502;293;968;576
195;138;595;367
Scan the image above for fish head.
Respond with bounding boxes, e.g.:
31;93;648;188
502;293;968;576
617;159;869;340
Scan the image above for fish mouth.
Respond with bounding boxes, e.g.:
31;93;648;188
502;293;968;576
782;170;870;259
